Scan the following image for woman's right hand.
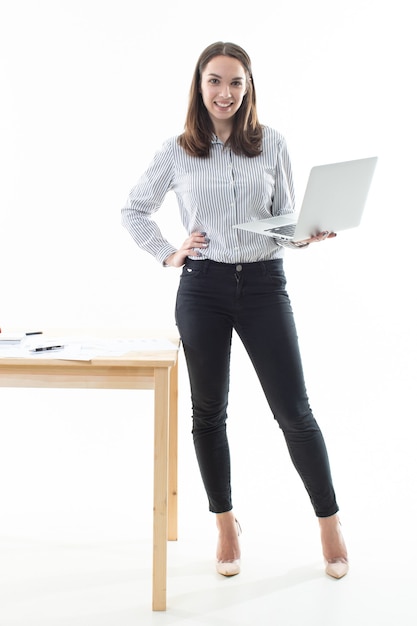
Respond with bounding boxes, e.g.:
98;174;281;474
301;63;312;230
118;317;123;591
164;231;209;267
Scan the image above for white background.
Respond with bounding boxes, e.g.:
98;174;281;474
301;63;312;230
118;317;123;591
0;1;416;624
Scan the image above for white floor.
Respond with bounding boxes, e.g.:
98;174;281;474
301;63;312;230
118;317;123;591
1;332;416;625
1;513;415;625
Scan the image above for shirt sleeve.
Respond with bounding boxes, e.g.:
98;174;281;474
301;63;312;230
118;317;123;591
269;134;301;250
121;139;178;265
271;135;296;217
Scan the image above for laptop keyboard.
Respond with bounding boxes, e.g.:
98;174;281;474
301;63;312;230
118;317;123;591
265;224;296;236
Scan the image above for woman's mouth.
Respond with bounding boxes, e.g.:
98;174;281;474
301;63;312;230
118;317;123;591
214;101;233;110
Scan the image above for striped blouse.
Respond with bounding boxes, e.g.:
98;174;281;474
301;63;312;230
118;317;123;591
121;125;296;265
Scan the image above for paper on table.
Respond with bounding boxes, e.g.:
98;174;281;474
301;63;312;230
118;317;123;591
0;337;180;360
0;333;25;345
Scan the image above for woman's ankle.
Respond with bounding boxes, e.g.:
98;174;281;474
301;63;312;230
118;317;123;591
216;511;240;561
318;514;348;562
216;510;236;529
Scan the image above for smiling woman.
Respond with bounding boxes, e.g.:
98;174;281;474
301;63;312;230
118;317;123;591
121;40;348;582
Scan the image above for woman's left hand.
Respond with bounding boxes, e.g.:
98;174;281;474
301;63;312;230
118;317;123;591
293;231;337;247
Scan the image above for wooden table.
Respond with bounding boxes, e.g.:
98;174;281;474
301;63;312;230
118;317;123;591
0;331;179;611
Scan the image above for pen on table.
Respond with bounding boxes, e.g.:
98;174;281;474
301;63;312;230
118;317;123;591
29;345;64;353
26;331;43;336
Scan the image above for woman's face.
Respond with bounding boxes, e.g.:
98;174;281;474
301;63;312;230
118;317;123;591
200;55;247;128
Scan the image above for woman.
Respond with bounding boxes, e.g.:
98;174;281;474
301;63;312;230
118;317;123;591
121;41;348;579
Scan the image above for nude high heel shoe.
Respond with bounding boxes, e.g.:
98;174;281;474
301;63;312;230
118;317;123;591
216;519;242;577
325;558;349;579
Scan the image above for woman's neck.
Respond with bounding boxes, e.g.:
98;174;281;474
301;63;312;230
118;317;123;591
213;121;233;144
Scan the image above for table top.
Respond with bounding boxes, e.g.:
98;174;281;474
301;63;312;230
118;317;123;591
0;329;180;369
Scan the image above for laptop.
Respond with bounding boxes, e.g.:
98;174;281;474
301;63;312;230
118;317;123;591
233;156;378;242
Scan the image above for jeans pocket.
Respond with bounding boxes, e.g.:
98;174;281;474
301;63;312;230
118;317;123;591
181;265;202;279
266;266;287;289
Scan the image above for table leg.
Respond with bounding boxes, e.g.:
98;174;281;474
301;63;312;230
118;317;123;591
152;367;170;611
168;359;178;541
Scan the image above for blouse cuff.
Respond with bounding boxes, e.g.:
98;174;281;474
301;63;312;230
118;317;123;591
157;244;178;266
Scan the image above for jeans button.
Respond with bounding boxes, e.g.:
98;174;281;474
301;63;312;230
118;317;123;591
236;264;243;272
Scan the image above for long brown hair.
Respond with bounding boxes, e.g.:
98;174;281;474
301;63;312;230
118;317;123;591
178;42;263;158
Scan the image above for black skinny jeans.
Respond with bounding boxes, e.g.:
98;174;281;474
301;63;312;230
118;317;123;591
175;258;339;518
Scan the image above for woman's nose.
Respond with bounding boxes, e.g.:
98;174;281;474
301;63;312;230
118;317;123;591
219;84;231;97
